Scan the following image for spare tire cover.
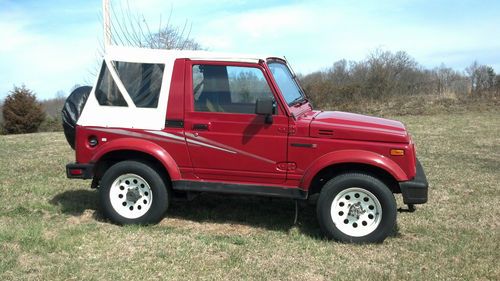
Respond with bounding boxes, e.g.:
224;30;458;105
62;86;92;149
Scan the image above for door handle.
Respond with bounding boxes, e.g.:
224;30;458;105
192;123;209;131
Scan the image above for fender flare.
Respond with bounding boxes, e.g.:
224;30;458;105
90;137;181;181
299;149;408;190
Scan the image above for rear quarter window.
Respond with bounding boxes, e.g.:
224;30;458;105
115;62;165;108
95;61;128;107
95;61;165;108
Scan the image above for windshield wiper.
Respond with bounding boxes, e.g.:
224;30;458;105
298;97;309;106
289;96;308;107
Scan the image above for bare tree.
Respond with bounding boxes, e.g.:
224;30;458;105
433;64;465;96
466;61;496;94
82;1;204;84
363;49;420;97
104;0;203;51
496;75;500;95
0;101;3;128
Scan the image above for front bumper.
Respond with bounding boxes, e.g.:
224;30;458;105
399;159;428;204
66;163;94;179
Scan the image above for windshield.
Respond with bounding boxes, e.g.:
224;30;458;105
268;61;305;105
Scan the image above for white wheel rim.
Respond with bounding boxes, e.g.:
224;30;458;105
109;173;153;219
331;187;382;237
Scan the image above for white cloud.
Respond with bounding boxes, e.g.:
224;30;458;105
0;23;35;52
187;1;500;73
0;9;100;99
227;5;315;39
188;3;347;71
0;11;41;52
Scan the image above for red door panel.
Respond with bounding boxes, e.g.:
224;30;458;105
184;61;289;184
185;112;288;184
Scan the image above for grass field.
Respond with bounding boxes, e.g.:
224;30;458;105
0;111;499;280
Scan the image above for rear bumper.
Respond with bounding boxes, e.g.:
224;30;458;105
399;159;428;204
66;163;94;179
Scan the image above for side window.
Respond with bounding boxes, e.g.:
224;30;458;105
95;61;165;108
95;61;128;107
114;61;165;108
193;64;274;114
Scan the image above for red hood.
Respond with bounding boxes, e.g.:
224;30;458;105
310;111;409;143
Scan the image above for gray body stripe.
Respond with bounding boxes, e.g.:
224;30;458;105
147;130;236;154
90;128;273;164
91;128;184;144
184;133;276;164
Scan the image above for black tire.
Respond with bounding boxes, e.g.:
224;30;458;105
62;86;92;149
99;160;170;225
316;173;397;243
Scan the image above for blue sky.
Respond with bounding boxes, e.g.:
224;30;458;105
1;0;499;100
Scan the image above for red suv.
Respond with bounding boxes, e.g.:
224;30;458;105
63;47;428;243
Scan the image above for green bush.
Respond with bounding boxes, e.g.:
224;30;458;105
38;116;63;132
2;85;45;134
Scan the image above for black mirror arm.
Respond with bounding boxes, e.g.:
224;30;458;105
265;114;273;124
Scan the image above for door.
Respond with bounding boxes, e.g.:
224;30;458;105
184;61;289;185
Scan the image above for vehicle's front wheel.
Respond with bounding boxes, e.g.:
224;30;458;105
317;173;397;243
99;160;170;225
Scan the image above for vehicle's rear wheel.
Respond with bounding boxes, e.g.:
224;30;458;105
99;160;170;225
317;173;396;243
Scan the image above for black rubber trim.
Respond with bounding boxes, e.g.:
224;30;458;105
172;180;307;199
165;120;184;128
399;159;428;204
291;143;314;148
66;163;94;179
193;124;209;130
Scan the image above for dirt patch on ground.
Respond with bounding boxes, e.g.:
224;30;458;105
66;209;96;225
159;217;264;236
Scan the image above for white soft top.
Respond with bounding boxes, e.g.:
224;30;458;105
78;46;281;130
106;45;271;63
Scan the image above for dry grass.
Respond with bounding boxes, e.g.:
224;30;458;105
1;110;499;280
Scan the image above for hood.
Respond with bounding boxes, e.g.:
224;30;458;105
310;111;409;143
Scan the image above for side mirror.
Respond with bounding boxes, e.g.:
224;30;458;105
255;98;275;124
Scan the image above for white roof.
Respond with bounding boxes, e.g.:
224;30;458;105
105;45;278;64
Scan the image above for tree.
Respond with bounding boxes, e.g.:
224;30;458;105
0;101;4;131
88;1;203;79
364;49;420;97
106;0;203;50
433;64;464;96
496;75;500;95
466;61;496;94
2;85;45;134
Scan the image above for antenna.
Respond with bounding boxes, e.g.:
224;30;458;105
103;0;111;51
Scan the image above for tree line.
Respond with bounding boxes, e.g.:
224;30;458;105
299;49;500;110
